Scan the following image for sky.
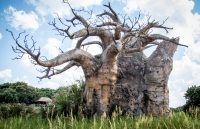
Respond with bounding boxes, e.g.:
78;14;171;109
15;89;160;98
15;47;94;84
0;0;200;108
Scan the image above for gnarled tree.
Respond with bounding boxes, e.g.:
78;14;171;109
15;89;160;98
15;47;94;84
7;1;187;116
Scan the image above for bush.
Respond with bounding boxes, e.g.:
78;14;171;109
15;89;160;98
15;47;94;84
36;104;57;119
184;85;200;111
171;106;184;113
0;103;34;118
54;80;85;116
37;80;86;119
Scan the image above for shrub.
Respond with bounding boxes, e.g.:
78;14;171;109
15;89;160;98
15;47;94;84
54;80;85;116
0;103;34;118
37;80;86;119
184;85;200;111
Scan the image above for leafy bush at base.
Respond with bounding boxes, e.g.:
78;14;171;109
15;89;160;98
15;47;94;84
0;103;34;118
36;79;86;119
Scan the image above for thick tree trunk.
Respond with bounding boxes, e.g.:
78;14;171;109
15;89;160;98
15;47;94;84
143;41;177;115
84;40;178;116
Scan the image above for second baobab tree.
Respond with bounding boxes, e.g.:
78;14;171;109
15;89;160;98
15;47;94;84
7;1;187;116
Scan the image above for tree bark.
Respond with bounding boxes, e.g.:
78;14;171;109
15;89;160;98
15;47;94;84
84;40;178;116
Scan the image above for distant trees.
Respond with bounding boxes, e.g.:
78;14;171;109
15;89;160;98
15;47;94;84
0;81;86;117
0;82;55;104
184;85;200;110
35;87;55;99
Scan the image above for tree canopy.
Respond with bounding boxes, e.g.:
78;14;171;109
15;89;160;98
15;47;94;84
184;85;200;110
0;82;55;104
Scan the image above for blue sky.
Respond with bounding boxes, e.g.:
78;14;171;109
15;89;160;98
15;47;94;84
0;0;200;108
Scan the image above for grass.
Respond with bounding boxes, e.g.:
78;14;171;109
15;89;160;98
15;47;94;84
0;111;200;129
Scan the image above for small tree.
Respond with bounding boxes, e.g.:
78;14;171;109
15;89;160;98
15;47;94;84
7;1;187;116
184;85;200;110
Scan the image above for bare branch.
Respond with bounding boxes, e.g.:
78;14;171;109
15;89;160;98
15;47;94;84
81;41;103;48
142;34;188;47
114;27;121;40
63;0;89;27
48;19;74;39
55;46;65;54
37;61;80;80
138;20;173;36
76;35;89;49
102;2;121;23
120;32;136;43
37;67;51;80
96;22;118;27
6;29;41;61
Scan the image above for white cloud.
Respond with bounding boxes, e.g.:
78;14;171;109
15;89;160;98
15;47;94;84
35;81;60;89
4;6;40;30
21;54;33;68
20;54;43;78
169;56;200;107
27;0;103;18
185;41;200;62
85;37;102;55
0;33;2;40
13;76;29;84
68;39;78;50
44;38;62;58
0;69;12;82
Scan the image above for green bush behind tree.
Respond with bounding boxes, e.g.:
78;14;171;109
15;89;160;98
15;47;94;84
38;80;86;118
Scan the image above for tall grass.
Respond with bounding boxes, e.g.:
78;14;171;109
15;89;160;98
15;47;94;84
0;103;34;118
1;109;200;129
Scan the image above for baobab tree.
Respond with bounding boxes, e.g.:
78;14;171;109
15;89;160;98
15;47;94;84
7;1;187;116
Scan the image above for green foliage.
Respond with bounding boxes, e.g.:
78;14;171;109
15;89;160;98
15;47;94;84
30;80;86;120
0;82;38;104
0;103;34;118
36;88;55;99
36;104;57;119
0;82;56;104
53;80;85;116
171;106;184;112
0;80;85;119
184;85;200;111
